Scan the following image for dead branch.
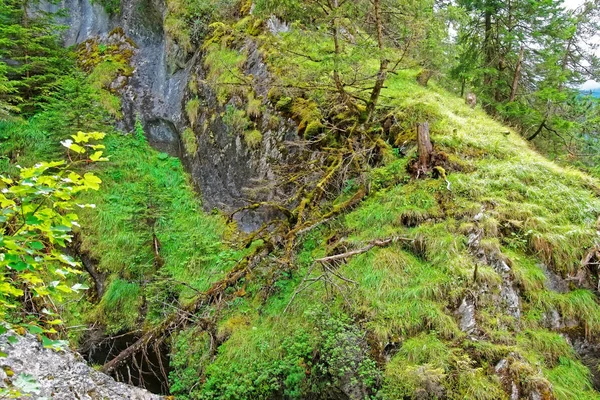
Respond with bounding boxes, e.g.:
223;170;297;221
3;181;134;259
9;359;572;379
284;236;413;312
101;244;271;374
314;236;413;263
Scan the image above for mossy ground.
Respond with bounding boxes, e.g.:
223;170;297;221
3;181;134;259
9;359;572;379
3;8;600;399
166;62;600;398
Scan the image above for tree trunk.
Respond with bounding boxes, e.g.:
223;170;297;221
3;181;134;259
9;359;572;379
416;69;433;86
527;117;547;141
509;45;524;102
366;0;388;122
417;122;433;173
330;0;347;101
483;5;494;87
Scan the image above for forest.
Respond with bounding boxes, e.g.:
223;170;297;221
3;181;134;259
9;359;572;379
1;0;600;398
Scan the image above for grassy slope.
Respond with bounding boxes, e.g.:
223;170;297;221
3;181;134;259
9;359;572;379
4;16;600;398
0;120;240;338
174;70;600;399
76;130;243;334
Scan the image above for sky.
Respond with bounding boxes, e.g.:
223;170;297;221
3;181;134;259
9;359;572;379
563;0;600;89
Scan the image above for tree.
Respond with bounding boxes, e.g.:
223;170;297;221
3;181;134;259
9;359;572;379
35;71;111;135
0;132;107;350
0;0;71;115
452;0;600;161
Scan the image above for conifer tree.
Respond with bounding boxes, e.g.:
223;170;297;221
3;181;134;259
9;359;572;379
0;0;71;115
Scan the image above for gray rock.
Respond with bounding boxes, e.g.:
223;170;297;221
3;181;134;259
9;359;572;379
457;297;476;333
266;16;290;35
0;333;162;399
41;0;300;231
500;281;521;320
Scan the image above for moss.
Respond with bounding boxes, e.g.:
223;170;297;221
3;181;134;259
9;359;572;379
188;78;199;95
247;19;264;36
182;127;198;155
244;129;262;148
222;105;251;135
240;0;253;16
303;120;323;139
267;87;284;104
185;98;201;127
275;96;293;112
246;95;262;119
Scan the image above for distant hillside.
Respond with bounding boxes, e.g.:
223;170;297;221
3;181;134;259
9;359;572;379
582;88;600;98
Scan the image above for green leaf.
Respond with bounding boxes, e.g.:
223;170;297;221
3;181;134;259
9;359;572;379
82;173;102;190
24;324;43;334
158;152;169;160
71;283;89;292
13;374;40;394
89;151;103;161
25;215;41;225
29;241;44;250
41;335;68;351
60;139;85;154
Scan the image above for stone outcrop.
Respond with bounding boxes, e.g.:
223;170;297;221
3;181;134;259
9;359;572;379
39;0;298;231
0;333;162;399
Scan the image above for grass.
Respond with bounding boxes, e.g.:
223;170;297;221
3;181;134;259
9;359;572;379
76;131;241;332
186;54;600;397
5;12;600;398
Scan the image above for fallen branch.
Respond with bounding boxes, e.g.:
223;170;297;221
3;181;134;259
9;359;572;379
284;236;413;312
101;244;271;374
314;236;413;264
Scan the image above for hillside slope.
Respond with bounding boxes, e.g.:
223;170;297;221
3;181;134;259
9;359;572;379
3;2;600;399
164;71;600;399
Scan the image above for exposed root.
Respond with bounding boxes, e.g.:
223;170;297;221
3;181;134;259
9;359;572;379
101;243;272;374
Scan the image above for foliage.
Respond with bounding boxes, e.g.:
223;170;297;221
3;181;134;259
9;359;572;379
451;0;600;165
93;0;120;15
182;307;380;399
0;131;106;339
243;129;262;148
182;127;198;155
75;127;235;333
0;0;72;115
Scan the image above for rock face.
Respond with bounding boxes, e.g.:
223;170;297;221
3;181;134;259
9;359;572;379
41;0;297;231
0;333;162;399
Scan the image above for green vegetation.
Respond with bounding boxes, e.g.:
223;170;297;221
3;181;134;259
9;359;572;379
0;130;107;389
2;0;600;399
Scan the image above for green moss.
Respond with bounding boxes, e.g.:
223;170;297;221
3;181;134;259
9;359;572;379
185;98;201;127
303;120;323;139
246;95;262;119
188;78;199;95
222;105;251;135
182;127;198;155
275;96;292;112
243;129;262;148
291;98;322;134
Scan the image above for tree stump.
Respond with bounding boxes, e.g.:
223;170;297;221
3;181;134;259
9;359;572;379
417;121;433;176
416;69;433;86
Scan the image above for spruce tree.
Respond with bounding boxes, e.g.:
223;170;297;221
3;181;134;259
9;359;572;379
0;0;71;116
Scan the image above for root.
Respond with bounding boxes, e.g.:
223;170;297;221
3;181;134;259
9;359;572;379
101;243;271;374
